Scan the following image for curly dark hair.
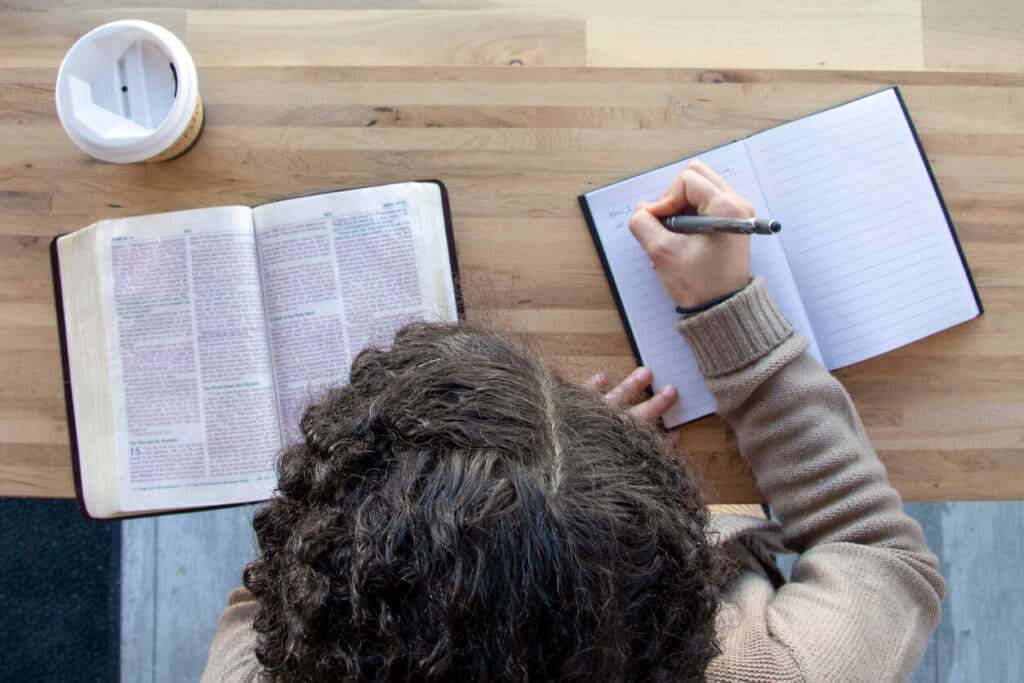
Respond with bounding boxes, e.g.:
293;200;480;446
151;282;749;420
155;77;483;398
244;323;728;682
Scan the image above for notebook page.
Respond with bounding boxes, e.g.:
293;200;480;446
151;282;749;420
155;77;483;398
745;89;980;370
583;142;821;427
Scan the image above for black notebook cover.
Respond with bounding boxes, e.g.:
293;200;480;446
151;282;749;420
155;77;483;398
51;179;462;520
578;86;983;389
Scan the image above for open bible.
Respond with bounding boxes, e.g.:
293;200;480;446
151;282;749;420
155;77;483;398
52;181;460;519
580;88;982;428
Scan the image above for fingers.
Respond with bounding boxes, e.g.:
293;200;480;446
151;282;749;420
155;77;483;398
591;367;681;433
629;159;740;258
643;166;721;217
629;384;678;423
643;175;690;216
628;207;679;262
685;159;731;192
603;367;653;409
686;160;756;218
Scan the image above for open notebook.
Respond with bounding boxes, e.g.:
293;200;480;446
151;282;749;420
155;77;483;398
580;87;982;428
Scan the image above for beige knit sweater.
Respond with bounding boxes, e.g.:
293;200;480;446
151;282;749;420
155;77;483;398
201;277;943;683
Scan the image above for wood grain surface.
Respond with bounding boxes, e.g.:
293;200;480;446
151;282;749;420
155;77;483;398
1;4;1022;503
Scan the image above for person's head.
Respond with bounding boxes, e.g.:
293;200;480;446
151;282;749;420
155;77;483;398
244;323;727;682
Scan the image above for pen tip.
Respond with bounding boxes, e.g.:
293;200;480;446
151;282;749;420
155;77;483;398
769;220;782;233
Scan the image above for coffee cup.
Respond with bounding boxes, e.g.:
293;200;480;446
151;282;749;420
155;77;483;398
56;20;204;163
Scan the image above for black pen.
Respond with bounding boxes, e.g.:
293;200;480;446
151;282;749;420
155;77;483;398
659;215;781;235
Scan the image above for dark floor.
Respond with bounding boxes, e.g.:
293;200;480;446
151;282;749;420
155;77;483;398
0;498;120;683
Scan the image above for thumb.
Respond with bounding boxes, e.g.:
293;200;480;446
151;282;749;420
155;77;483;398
628;205;673;257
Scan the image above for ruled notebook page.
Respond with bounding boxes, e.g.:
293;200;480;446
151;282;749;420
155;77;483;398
745;89;981;370
583;142;821;427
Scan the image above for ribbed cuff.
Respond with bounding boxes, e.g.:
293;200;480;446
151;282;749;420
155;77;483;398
675;276;793;378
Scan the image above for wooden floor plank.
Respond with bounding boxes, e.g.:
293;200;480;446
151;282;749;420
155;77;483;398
923;0;1024;72
186;9;585;67
926;502;1024;681
3;1;1023;73
5;0;468;8
586;0;924;70
121;506;259;683
906;502;942;683
153;506;259;683
120;517;157;683
0;10;186;68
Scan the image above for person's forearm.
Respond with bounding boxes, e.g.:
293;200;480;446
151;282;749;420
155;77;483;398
677;277;933;556
638;163;942;679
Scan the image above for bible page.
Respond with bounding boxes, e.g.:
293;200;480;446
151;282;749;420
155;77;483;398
583;142;821;427
253;182;458;441
745;88;981;370
95;207;280;512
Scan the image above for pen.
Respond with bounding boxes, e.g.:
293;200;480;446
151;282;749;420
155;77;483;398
659;215;782;235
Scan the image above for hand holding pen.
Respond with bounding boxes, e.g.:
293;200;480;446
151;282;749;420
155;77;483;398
628;160;765;310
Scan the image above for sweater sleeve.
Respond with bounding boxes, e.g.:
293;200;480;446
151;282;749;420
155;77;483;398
200;587;263;683
678;277;944;683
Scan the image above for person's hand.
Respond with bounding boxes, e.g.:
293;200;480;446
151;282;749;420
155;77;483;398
628;160;753;309
586;368;678;439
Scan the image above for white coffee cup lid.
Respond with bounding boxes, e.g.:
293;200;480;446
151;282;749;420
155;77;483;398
56;20;199;163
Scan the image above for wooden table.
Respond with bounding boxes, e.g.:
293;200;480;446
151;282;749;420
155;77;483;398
2;63;1022;502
